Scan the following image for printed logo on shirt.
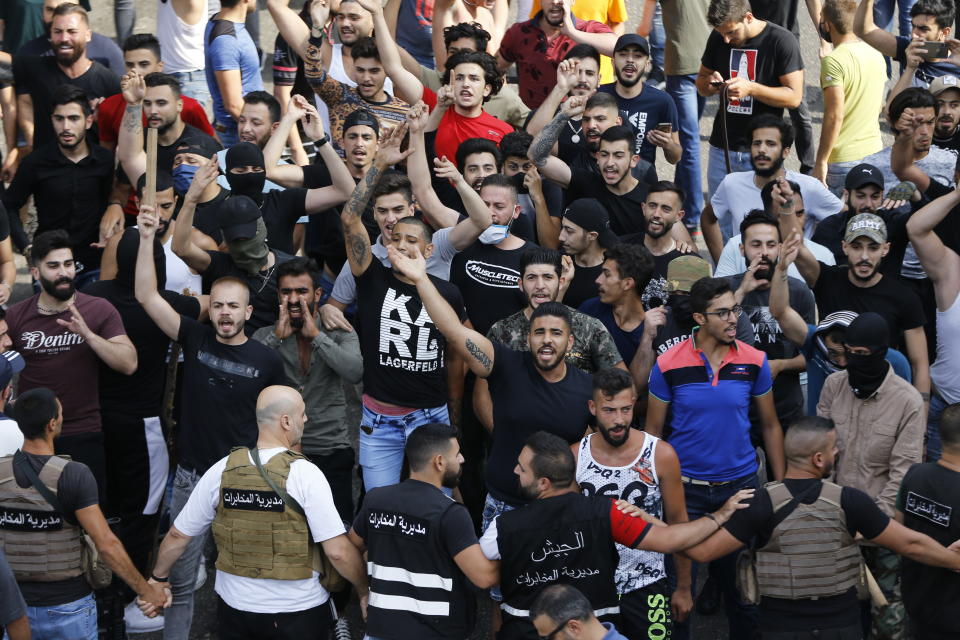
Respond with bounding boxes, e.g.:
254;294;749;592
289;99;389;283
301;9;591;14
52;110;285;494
378;288;442;373
728;49;757;114
20;330;85;355
626;110;648;156
367;509;429;539
464;260;521;288
905;491;952;527
0;506;64;532
728;364;752;376
198;351;262;381
221;488;285;512
746;305;783;346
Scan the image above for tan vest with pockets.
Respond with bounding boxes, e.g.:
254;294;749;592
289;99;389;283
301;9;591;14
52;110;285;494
0;455;84;581
754;481;864;600
212;447;319;581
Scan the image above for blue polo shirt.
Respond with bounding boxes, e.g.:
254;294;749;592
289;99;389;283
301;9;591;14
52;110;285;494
648;335;772;481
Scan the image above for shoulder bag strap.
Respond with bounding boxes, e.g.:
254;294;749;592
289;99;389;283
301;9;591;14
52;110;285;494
14;450;64;514
249;448;305;517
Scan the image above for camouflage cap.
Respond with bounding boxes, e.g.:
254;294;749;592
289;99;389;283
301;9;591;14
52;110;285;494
844;213;887;244
666;255;711;293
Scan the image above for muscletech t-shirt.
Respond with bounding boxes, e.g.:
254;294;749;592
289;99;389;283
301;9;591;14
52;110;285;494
176;316;287;473
356;261;466;409
599;83;678;163
7;293;126;437
449;240;531;336
700;21;803;150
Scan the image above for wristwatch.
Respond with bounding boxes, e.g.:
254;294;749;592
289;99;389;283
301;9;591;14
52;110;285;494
150;573;169;583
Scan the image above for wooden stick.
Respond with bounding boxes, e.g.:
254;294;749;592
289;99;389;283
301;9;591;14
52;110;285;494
865;564;888;607
143;127;158;209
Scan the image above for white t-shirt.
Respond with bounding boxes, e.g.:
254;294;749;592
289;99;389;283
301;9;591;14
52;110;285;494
0;418;22;457
714;234;836;279
173;447;345;613
711;171;843;239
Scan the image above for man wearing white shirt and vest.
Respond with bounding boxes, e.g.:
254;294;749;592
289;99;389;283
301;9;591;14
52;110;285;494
349;423;499;639
139;386;369;639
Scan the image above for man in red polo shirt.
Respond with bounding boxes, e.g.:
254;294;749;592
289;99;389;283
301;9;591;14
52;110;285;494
497;0;618;109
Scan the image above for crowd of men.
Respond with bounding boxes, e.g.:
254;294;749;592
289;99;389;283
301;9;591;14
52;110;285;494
0;0;960;638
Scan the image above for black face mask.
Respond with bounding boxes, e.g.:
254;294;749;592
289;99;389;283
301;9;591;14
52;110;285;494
668;293;695;333
818;22;833;43
845;350;889;399
225;142;266;205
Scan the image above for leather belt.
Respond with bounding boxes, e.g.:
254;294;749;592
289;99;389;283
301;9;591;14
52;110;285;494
681;475;735;487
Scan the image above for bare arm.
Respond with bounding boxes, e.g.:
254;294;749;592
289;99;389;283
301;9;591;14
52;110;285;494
869;519;960;570
755;391;785;480
406;103;462;229
266;0;313;59
357;0;424;104
135;205;184;341
855;0;898;56
15;94;33;150
171;159;218;273
813;85;843;183
639;489;753;554
453;544;500;589
903;327;930;399
440;160;493;250
213;69;244;121
769;233;811;347
560;14;617;57
700;204;724;264
644;395;668;438
0;236;15;305
527;167;561;249
117;72;147;185
530;103;581;189
907;188;960;299
657;442;693;622
630;306;664;397
320;533;370;600
525;59;579;138
890;109;932;191
696;64;726;98
274;84;310;166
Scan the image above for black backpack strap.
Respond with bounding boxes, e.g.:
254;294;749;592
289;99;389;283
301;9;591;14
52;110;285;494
768;481;824;531
14;450;64;513
250;448;305;517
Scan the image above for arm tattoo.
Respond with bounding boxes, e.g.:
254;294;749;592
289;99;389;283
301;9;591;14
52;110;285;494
529;111;569;168
344;164;382;221
465;338;492;372
346;230;369;267
122;104;142;133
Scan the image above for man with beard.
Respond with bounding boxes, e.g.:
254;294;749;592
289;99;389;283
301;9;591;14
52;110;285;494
929;75;960;150
571;368;691;638
3;84;116;286
497;0;617;109
684;415;960;640
636;181;697;308
599;34;681;166
701;114;842;263
791;205;932;406
478;430;754;640
559;198;618;308
11;2;119;149
647;277;785;640
6;230;137;492
523;45;600;147
134;205;286;640
816;313;925;639
18;0;123;73
252;257;362;522
215;92;283;185
727;210;815;438
348;423;500;640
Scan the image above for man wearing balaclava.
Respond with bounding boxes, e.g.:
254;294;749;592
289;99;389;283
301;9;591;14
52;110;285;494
816;312;924;640
221;141;354;255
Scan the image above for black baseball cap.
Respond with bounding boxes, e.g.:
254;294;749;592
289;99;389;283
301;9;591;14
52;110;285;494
343;108;380;137
613;34;650;56
216;195;262;241
563;198;619;248
0;351;24;389
844;163;884;191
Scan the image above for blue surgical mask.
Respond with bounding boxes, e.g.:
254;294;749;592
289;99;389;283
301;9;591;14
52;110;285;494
173;164;199;195
479;223;510;245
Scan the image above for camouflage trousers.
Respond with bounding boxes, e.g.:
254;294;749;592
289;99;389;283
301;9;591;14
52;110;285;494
862;547;905;640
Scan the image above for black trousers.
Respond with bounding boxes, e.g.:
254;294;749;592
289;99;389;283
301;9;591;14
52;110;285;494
217;596;333;640
762;622;861;640
55;431;106;503
305;446;355;524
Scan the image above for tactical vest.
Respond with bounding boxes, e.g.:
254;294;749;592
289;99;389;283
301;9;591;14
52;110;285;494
362;479;473;640
0;455;83;581
750;481;863;601
497;493;620;633
212;447;319;581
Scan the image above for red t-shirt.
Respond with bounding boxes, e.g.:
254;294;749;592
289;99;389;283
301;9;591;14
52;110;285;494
499;16;613;109
608;501;653;548
422;88;515;166
97;92;215;145
7;293;127;436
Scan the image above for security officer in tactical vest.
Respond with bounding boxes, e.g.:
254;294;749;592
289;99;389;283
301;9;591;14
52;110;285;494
683;416;960;640
479;431;754;640
0;388;170;638
349;422;500;640
139;386;370;638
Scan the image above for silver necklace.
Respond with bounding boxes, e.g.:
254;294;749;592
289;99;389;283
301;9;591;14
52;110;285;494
568;119;582;143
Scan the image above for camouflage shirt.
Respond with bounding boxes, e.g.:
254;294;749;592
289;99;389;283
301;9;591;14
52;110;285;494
486;307;623;373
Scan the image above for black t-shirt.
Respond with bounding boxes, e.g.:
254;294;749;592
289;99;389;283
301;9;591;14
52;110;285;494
82;280;200;417
920;179;960;256
259;188;307;255
728;273;814;430
356;261;466;408
653;306;755;356
188;187;230;245
11;452;99;607
563;261;603;310
558;141;659;188
566;169;650;236
724;478;890;632
811;206;921;279
933;127;960;152
642;246;696;308
701;22;803;150
450;240;532;336
813;264;925;348
13;56;119;147
485;343;593;505
201;249;295;334
749;0;801;37
122;124;218;190
898;462;960;633
176;316;287;473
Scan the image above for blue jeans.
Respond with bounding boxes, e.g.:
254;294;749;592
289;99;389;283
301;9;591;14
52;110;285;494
216;124;240;149
649;2;665;71
114;0;135;45
826;159;864;198
668;473;759;640
708;145;754;241
925;393;948;462
359;403;449;490
667;74;706;227
163;465;209;640
874;0;917;37
169;70;211;109
26;592;97;640
481;494;516;602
